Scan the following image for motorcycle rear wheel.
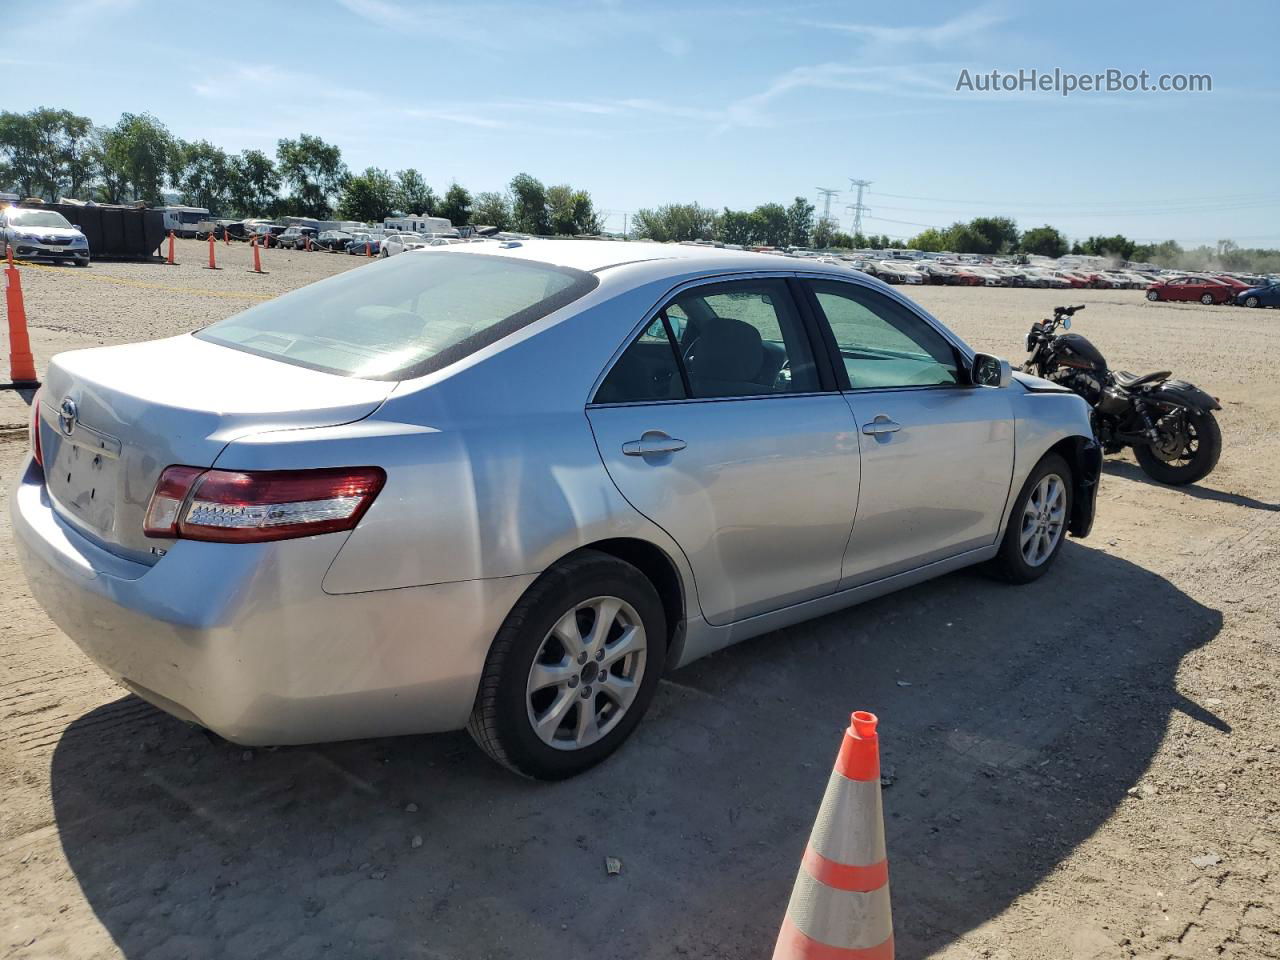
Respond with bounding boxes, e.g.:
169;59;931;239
1134;409;1221;485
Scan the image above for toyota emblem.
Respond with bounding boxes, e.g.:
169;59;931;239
58;398;78;437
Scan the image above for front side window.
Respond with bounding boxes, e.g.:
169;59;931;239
809;280;961;389
593;279;820;404
198;252;597;380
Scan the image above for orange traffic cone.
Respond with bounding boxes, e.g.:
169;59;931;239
206;233;220;270
3;245;39;388
223;227;230;246
773;711;893;960
166;230;176;265
248;237;266;274
365;240;371;257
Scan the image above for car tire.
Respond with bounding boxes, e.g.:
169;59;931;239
989;453;1072;585
1146;289;1160;301
1245;296;1260;308
467;550;667;780
1200;293;1215;305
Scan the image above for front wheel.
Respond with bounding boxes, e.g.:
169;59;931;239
467;551;666;779
1146;289;1160;301
990;454;1072;584
1134;408;1221;485
1245;296;1260;308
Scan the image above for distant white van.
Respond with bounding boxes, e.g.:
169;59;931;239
383;214;458;238
157;205;211;238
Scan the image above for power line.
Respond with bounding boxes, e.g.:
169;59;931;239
873;190;1280;210
816;187;840;228
849;181;870;239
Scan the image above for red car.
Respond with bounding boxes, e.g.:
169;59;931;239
1146;276;1233;304
1212;275;1251;299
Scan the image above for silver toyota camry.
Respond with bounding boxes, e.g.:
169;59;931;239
12;240;1100;779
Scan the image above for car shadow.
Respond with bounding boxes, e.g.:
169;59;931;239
50;542;1221;960
1103;458;1280;512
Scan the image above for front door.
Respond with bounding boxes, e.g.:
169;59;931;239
587;278;861;626
801;278;1016;587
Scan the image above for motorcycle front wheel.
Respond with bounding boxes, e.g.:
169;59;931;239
1134;408;1222;485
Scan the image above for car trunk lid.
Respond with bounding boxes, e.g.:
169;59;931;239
36;335;395;565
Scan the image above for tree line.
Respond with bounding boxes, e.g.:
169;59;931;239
0;107;601;234
4;106;1276;271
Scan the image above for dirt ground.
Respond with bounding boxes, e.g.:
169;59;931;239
0;240;1277;959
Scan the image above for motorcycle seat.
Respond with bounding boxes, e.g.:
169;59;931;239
1113;369;1170;388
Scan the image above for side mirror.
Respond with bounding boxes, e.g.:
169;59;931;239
1062;316;1072;329
972;353;1011;388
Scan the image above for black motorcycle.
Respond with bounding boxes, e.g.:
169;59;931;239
1023;305;1222;485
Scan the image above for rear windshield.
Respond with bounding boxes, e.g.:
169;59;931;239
196;251;598;380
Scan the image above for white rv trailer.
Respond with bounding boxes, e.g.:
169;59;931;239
382;214;458;237
156;205;211;238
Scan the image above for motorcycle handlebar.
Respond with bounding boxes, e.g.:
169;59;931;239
1053;304;1086;316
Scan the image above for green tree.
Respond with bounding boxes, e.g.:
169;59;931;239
226;149;280;218
908;227;949;252
276;133;348;218
546;183;600;235
812;218;836;249
631;202;718;242
471;190;512;230
99;112;177;205
337;167;398;222
963;216;1019;254
174;139;231;212
395;168;435;215
718;208;755;245
831;231;856;248
749;203;788;246
509;172;550;234
785;196;815;247
438;182;473;226
0;107;96;200
1019;225;1068;258
1080;234;1136;261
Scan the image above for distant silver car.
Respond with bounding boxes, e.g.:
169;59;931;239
1;206;90;266
12;240;1100;778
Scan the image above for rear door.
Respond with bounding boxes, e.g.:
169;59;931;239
587;276;860;626
799;277;1015;587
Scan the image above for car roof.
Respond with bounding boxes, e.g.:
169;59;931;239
429;236;823;278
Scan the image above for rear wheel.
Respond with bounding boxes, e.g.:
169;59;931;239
1200;292;1215;305
991;454;1072;584
467;551;666;779
1134;408;1221;485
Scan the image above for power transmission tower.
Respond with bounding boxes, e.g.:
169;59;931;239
816;187;840;228
847;179;872;236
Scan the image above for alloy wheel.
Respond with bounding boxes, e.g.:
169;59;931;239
525;596;647;751
1020;473;1066;567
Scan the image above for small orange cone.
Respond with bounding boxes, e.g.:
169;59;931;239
205;233;220;270
2;245;39;388
365;240;371;257
166;230;176;265
773;711;893;960
223;227;230;246
248;236;266;274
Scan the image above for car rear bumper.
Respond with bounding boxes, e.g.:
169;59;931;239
10;457;535;745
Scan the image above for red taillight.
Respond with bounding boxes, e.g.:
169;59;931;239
144;466;385;543
30;395;43;467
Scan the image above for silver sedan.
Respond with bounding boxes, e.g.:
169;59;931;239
11;240;1100;779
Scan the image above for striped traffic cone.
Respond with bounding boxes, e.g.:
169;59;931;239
773;711;893;960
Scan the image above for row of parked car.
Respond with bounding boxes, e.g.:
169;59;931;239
830;255;1279;307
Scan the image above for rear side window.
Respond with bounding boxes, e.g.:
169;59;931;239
593;278;821;403
197;252;597;380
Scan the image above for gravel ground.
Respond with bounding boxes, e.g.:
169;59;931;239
0;242;1277;959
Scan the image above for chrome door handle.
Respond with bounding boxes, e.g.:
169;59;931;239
862;416;901;436
622;433;687;456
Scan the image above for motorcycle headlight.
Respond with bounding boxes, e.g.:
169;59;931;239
1025;332;1035;351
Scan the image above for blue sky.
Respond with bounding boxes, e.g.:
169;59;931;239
9;0;1277;244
